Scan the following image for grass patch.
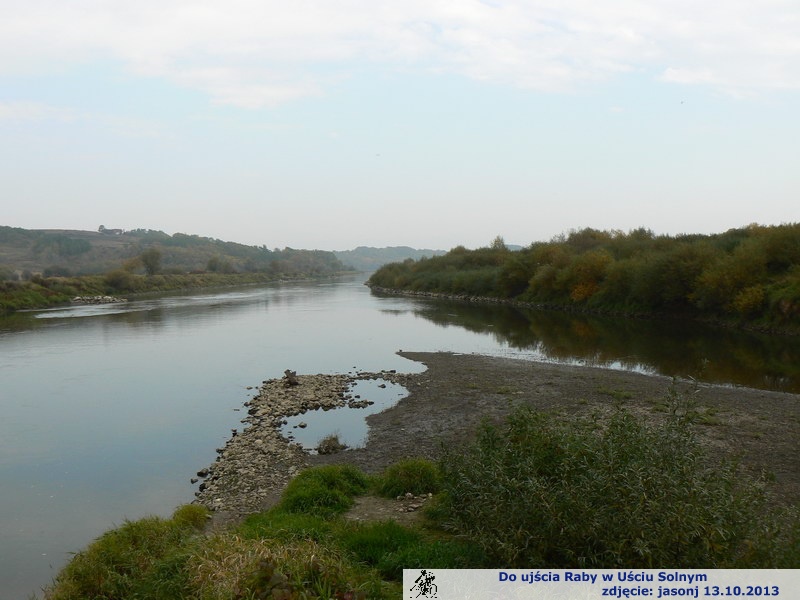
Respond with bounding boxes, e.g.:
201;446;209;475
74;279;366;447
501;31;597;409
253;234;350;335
371;458;441;498
375;537;487;576
278;464;368;517
238;511;334;543
43;504;208;600
187;534;394;600
338;520;422;579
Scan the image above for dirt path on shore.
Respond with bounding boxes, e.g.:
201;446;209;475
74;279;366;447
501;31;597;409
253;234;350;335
200;351;800;527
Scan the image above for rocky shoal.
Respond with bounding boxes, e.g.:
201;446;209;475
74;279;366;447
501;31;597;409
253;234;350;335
71;295;128;304
193;369;412;517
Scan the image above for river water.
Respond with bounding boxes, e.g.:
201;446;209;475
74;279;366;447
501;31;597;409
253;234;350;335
2;276;799;598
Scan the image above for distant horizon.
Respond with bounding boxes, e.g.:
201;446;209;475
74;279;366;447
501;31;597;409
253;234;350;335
4;220;797;254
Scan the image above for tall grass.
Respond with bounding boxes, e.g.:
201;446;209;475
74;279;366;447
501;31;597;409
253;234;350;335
44;504;208;600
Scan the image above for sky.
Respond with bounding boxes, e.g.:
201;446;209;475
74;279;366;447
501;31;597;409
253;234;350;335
1;1;799;251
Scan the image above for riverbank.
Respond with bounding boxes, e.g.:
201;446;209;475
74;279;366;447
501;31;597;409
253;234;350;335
367;285;800;336
1;271;357;313
196;352;800;524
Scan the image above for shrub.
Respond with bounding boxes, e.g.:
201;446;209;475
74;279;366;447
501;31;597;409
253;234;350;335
371;458;442;498
316;432;348;455
104;269;140;292
435;404;799;568
172;503;210;529
732;284;766;316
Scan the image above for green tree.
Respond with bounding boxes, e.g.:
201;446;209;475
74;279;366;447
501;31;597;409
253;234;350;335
140;247;162;276
490;235;507;251
207;255;235;273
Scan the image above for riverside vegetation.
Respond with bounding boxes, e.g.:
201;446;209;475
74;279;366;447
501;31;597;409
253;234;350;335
367;223;800;333
41;395;800;599
0;226;350;313
0;271;316;313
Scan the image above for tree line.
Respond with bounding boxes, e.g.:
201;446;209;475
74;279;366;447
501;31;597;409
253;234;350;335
367;224;800;333
0;227;351;312
0;226;349;280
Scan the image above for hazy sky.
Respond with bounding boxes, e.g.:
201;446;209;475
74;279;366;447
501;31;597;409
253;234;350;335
2;1;799;250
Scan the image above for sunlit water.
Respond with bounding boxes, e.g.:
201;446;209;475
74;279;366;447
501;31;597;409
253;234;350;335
2;275;799;598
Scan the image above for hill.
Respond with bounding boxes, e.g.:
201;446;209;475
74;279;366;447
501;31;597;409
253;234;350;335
332;246;445;272
0;226;346;279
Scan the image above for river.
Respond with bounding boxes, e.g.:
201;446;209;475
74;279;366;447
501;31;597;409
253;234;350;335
2;275;799;599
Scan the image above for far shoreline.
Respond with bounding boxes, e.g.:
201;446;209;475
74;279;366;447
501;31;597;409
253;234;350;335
2;271;360;314
366;285;800;337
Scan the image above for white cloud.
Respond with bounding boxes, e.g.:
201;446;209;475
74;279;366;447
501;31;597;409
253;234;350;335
0;100;171;140
0;101;78;122
1;1;798;107
170;66;324;108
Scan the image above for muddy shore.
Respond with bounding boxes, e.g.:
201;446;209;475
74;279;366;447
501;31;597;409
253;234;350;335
195;352;800;523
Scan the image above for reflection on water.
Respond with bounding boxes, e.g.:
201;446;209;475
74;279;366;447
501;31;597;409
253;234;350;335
281;379;407;450
386;298;800;393
32;288;272;324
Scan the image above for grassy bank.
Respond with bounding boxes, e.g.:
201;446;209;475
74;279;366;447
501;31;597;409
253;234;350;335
40;403;800;599
0;276;108;312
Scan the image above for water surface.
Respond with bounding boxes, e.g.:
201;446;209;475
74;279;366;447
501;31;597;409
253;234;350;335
2;276;799;598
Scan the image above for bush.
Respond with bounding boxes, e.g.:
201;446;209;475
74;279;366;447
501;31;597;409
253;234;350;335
171;503;210;529
371;458;442;498
436;404;799;568
316;432;348;455
104;269;141;292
